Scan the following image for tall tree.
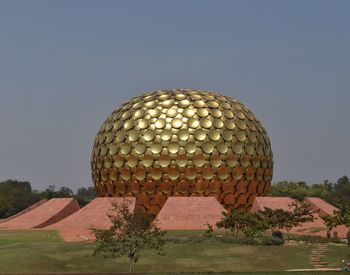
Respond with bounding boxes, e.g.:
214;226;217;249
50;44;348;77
91;202;166;273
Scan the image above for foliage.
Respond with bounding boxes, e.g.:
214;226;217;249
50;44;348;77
91;202;166;272
216;209;268;239
269;176;350;208
257;202;314;240
0;180;41;218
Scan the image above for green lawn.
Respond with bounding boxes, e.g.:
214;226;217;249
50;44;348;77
0;229;346;274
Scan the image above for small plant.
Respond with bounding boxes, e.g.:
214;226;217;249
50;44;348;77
204;222;214;238
91;201;166;273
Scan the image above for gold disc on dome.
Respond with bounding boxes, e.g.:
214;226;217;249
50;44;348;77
161;99;174;108
227;154;238;167
138;119;149;129
183;108;195;118
109;143;118;155
224;120;235;130
142;154;154;167
236;119;247;130
128;129;140;142
171;118;183;129
155;119;166;129
127;155;138;168
188;118;199;129
135;168;146;180
166;108;177;118
113;155;124;168
223;109;234;118
143;130;155;141
109;168;118;181
167;142;180;154
193;100;205;108
208;129;220;141
115;131;125;143
200;118;212;128
105;132;114;143
202;141;214;154
207;101;219;108
185;167;197;180
210;154;222;167
135;143;147;154
124;119;134;130
178;129;190;141
175;93;186;100
148;108;161;118
217;142;228;154
193;154;205;167
213;119;224;129
179;99;190;108
159;154;171;167
235;130;246;142
150;167;162;180
151;143;163;154
134;109;146;119
185;142;197;153
246;143;255;155
104;156;113;168
176;154;188;167
121;143;132;155
203;167;214;180
210;109;222;118
168;167;180;180
160;129;173;141
194;129;206;141
100;144;108;156
197;108;209;117
232;142;243;154
222;130;233;141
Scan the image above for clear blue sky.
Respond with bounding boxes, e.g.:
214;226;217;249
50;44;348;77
0;0;349;191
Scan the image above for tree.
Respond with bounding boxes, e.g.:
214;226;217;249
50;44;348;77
91;202;166;272
75;187;96;206
216;209;268;238
257;202;314;240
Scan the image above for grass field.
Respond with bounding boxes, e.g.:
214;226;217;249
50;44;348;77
0;229;347;274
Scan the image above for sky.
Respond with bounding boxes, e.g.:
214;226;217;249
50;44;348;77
0;0;349;191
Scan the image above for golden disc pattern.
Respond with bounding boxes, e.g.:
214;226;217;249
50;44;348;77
91;89;273;214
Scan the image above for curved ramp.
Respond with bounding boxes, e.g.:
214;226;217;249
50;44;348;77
250;197;296;213
0;199;47;224
0;198;79;229
46;197;136;242
304;197;338;216
155;197;226;230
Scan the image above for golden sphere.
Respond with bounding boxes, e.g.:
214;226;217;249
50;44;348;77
91;89;273;215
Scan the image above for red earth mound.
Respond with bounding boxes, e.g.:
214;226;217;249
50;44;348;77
0;198;79;229
46;197;135;242
154;197;226;230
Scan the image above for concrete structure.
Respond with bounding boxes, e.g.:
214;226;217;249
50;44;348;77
155;197;226;230
250;196;296;213
0;199;47;224
46;197;135;242
0;198;79;229
304;197;338;216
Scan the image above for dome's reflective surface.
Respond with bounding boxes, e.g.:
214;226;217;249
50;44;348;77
91;89;273;215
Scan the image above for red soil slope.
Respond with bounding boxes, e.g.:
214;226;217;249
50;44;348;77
250;197;296;213
46;197;135;242
0;199;47;224
304;197;338;216
155;197;226;230
251;197;348;238
0;198;79;229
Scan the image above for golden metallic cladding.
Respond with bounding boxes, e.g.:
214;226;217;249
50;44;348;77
178;129;190;141
171;118;183;129
91;89;273;215
194;129;206;141
154;119;166;129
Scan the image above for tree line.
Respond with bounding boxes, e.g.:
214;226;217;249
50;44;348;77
0;180;96;218
0;175;349;219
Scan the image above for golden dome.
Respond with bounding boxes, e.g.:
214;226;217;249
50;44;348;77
91;89;273;215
